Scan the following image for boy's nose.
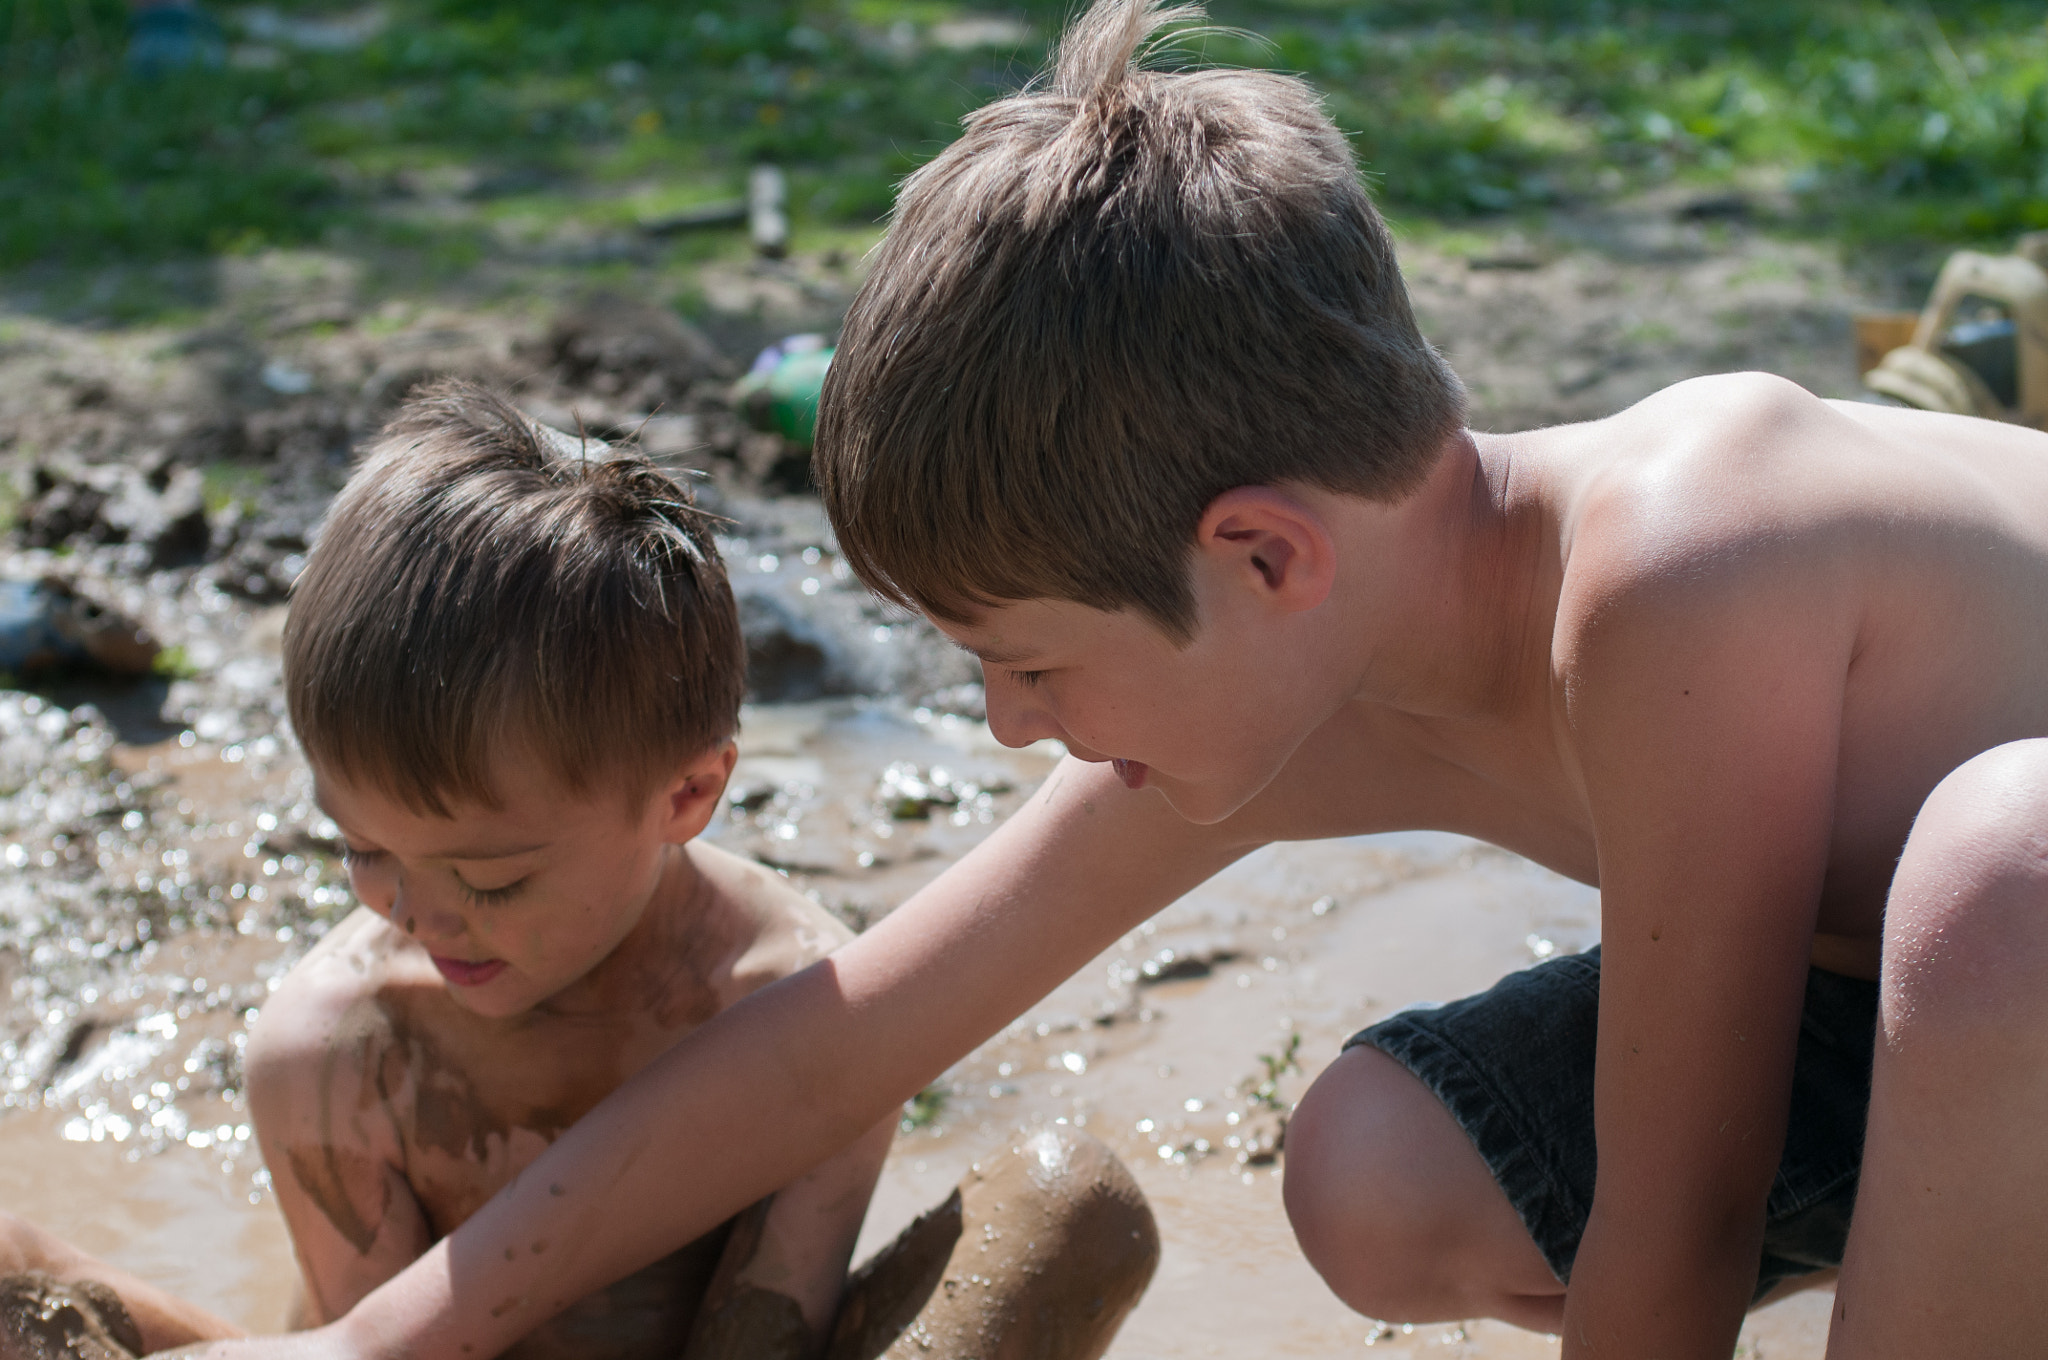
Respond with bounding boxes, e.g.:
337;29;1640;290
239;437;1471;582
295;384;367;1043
982;677;1067;751
386;884;467;944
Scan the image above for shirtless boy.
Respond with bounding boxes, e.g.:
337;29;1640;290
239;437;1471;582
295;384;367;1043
0;383;1157;1360
159;2;2048;1358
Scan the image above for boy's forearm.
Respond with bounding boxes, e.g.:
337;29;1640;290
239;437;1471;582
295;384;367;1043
1560;1202;1761;1359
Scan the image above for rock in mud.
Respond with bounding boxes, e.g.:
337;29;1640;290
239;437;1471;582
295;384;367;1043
0;1272;143;1360
0;580;158;680
205;502;315;602
15;461;208;569
535;301;731;410
739;591;835;703
827;1127;1159;1360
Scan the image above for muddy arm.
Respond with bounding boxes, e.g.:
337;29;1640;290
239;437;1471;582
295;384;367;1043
680;1115;896;1360
244;964;434;1327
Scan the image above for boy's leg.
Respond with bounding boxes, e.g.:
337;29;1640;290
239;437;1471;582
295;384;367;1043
1287;946;1871;1334
0;1212;242;1357
1283;1047;1566;1331
1829;740;2048;1358
822;1127;1158;1360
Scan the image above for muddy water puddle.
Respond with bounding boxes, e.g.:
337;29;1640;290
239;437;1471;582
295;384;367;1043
3;695;1833;1355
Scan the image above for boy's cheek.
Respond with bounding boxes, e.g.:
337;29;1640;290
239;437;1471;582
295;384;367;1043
345;864;396;914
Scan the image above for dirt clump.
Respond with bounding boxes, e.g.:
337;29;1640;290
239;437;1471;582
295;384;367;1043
826;1127;1159;1360
0;1273;144;1360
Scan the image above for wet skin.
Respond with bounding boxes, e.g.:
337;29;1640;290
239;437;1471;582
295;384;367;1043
243;749;889;1360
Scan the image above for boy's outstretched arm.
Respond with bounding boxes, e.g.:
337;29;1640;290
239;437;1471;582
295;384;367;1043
173;757;1249;1360
1555;494;1856;1357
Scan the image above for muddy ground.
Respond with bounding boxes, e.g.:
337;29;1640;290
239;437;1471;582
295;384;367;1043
0;199;1900;1358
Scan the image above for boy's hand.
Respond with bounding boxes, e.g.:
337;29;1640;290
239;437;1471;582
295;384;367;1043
1555;469;1856;1357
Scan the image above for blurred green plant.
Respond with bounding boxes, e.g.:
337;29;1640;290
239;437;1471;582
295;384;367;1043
200;461;267;516
151;643;197;679
1247;1031;1302;1113
1;0;2043;271
901;1080;948;1130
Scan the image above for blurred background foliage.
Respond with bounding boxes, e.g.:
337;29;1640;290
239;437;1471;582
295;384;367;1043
2;0;2044;272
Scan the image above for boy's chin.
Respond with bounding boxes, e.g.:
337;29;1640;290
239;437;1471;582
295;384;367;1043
1145;769;1267;826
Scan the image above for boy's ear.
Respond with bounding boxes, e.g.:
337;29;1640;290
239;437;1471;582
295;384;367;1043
1193;486;1336;614
656;740;739;842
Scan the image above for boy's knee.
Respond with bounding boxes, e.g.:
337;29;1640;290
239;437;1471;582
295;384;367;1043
1888;740;2048;1042
1283;1048;1469;1320
972;1126;1159;1310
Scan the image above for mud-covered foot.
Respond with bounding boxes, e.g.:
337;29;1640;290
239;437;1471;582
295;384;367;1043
827;1127;1160;1360
0;1272;145;1360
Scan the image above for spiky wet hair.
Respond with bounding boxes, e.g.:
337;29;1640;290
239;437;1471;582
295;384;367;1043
285;379;742;813
815;0;1465;641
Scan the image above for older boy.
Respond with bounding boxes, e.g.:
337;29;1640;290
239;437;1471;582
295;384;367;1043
165;3;2048;1359
0;384;1157;1360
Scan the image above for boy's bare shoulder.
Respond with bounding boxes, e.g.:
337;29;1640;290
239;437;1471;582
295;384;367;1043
684;841;854;999
1559;370;2048;611
244;908;432;1092
1565;373;1837;564
1541;373;1916;708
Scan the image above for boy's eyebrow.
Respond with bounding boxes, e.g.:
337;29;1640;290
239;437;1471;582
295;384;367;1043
948;639;1037;666
425;840;552;861
311;794;551;861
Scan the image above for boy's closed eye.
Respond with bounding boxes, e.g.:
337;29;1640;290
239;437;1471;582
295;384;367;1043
1008;668;1049;688
341;846;526;904
454;874;528;907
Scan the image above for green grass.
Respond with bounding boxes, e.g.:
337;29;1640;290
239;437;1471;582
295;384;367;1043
1;0;2044;276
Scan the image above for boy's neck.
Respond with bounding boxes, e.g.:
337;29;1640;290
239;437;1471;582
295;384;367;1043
527;843;720;1024
1328;427;1562;723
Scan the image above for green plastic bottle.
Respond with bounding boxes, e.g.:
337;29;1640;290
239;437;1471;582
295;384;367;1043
735;335;834;447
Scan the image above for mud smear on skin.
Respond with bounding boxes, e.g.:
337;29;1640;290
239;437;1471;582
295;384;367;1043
283;909;752;1355
0;1273;144;1360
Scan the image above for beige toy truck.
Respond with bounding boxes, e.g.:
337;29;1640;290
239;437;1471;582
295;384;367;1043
1860;232;2048;430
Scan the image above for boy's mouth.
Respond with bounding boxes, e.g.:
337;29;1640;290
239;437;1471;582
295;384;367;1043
1111;758;1148;790
431;955;507;987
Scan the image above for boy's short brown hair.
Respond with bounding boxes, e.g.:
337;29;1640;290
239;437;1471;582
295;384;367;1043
815;0;1465;641
285;379;742;813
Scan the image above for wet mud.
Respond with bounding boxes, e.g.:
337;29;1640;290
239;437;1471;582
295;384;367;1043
683;1286;812;1360
828;1127;1157;1360
0;1273;143;1360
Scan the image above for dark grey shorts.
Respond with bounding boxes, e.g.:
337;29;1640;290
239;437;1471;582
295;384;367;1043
1346;946;1877;1300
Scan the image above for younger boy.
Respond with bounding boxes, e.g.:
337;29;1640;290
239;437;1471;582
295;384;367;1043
157;3;2048;1358
0;382;1157;1360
